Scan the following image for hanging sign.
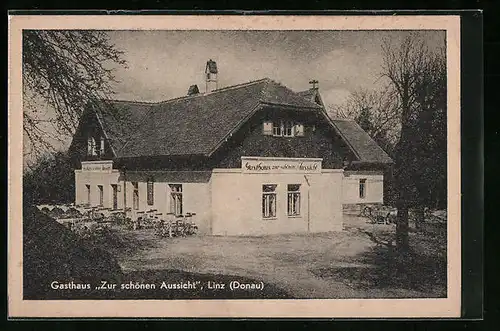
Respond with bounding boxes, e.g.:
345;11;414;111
81;160;113;173
241;157;322;174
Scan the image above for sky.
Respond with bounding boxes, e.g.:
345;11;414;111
105;30;446;109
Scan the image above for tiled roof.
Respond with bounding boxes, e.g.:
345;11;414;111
96;78;322;158
330;119;393;164
296;89;392;164
94;100;153;154
296;89;317;102
125;170;212;183
89;78;392;164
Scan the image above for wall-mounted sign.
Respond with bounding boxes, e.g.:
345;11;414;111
81;161;113;173
241;157;322;174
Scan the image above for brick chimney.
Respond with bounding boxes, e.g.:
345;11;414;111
205;59;218;93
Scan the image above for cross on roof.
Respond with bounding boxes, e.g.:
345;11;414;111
309;79;319;89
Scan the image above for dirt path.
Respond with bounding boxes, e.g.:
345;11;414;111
120;237;358;298
117;228;382;298
112;214;445;299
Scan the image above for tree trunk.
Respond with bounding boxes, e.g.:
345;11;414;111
415;205;425;231
393;94;413;253
396;205;410;252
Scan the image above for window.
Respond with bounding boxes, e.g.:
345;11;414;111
132;182;139;210
147;178;154;205
86;184;91;205
87;137;96;156
97;185;104;206
169;184;183;216
111;184;118;210
262;184;277;218
283;121;294;137
272;122;282;136
270;120;301;137
359;179;366;199
287;184;301;216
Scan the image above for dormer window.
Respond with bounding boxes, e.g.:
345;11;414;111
273;120;293;137
272;122;282;136
264;120;304;137
283;121;294;137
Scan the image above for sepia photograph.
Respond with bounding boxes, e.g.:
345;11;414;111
9;15;462;318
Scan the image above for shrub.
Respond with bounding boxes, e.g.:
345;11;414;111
65;207;82;218
49;206;65;218
23;205;123;299
23;152;75;205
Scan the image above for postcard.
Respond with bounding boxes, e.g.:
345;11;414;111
8;14;461;318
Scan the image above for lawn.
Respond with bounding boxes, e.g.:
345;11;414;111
93;213;447;299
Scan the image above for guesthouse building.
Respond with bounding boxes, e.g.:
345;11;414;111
69;60;392;236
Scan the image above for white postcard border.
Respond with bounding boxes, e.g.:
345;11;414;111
8;14;461;318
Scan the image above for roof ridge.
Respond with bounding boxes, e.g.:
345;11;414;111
154;77;270;106
155;92;205;105
260;100;322;109
258;78;271;103
102;99;158;106
99;79;271;107
331;117;355;121
208;77;269;94
262;78;322;109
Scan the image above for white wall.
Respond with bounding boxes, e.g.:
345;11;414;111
308;170;344;233
210;169;343;236
342;172;384;204
75;161;344;236
75;169;121;208
120;181;211;233
75;166;211;233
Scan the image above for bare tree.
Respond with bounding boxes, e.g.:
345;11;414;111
334;87;401;155
381;33;446;252
412;47;447;228
22;30;127;164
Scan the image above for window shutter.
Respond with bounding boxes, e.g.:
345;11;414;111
100;137;105;154
87;137;92;155
295;123;304;136
263;121;273;135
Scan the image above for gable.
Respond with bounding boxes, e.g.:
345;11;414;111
209;107;357;169
296;89;393;165
68;108;115;162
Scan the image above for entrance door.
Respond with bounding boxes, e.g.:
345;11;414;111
111;184;118;210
